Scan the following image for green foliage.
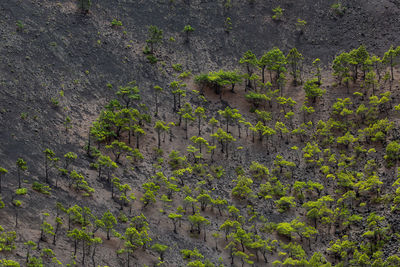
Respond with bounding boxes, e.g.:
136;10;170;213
141;182;160;208
40;214;55;241
172;64;183;72
382;46;400;81
264;47;287;89
181;248;204;261
295;19;307;32
303;196;334;226
32;182;51;195
16;158;27;188
102;211;117;240
146;25;163;53
385;141;400;167
232;175;254;200
245;92;270;108
224;17;232;33
275;196;296;212
151;243;169;260
211;128;236;156
249;161;270;180
105;140;133;163
0;226;17;252
327;235;356;261
69;170;94;196
111;18;123;27
116;81;140;109
15;187;27;195
286;48;304;85
0;167;7;192
331;2;346;16
272;6;283;21
16;20;24;32
276;222;295;238
78;0;91;13
0;259;20;267
194;70;242;94
304;78;325;100
332;52;353;85
64;152;77;170
183;25;195;33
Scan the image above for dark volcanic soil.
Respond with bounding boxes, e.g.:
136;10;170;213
1;0;400;266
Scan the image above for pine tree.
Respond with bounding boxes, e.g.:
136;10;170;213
218;106;239;133
101;211;117;240
303;79;325;102
146;25;163;54
181;104;195;139
168;213;183;234
64;152;77;170
382;46;400;81
39;213;55;242
239;50;258;89
194;107;206;136
96;154;118;182
154;120;170;148
265;47;287;89
16;158;27;189
183;25;195;43
312;58;322;85
151;243;169;261
286;48;304;86
116;81;140;109
12;199;22;228
43;148;59;184
105;140;133;164
78;0;91;14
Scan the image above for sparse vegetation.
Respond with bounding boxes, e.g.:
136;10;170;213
272;6;283;21
2;1;400;266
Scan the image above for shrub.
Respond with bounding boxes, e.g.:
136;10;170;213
331;2;346;16
272;6;283;21
32;182;51;195
111;19;122;27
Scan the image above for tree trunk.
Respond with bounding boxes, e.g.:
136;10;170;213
391;57;394;81
262;67;265;84
136;134;140;149
82;240;85;265
185;119;188;139
74;240;77;256
15;208;18;228
173;94;176;112
263;251;268;263
17;169;21;188
91;246;97;267
87;128;91;157
157;131;161;149
53;224;59;245
198;118;201;136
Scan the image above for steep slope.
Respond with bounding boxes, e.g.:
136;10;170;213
1;0;400;266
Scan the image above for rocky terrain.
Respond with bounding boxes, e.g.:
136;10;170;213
1;0;400;266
